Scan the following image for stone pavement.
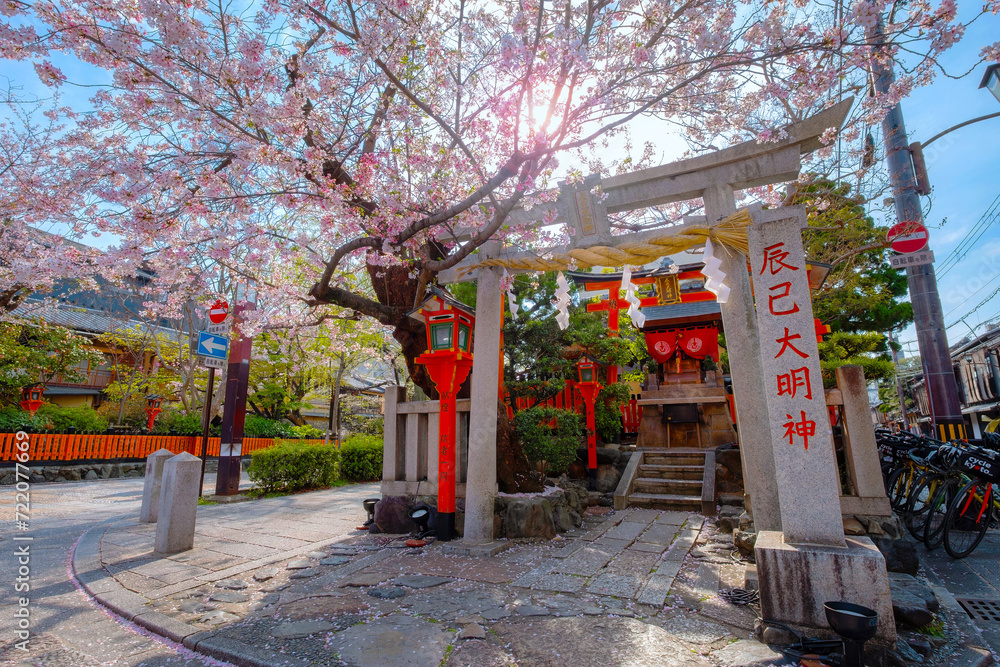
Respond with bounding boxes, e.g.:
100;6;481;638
60;480;997;667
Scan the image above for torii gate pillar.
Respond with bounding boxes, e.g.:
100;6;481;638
703;186;782;533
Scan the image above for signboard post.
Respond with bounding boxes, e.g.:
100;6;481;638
197;302;230;495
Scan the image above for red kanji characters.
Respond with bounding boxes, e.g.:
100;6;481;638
774;327;809;359
783;410;817;449
777;366;812;399
768;282;800;316
760;242;800;275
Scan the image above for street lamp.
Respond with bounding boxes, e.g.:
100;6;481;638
20;385;45;417
408;288;476;542
575;354;602;490
980;63;1000;105
145;394;164;431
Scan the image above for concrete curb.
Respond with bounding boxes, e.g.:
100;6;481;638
923;570;995;667
70;521;304;667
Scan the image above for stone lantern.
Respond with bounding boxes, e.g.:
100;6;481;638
576;354;602;490
408;288;475;541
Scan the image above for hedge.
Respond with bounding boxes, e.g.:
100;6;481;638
246;441;341;493
340;434;383;481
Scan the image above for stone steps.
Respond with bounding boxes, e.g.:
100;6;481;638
644;453;706;466
634;477;703;495
638;464;705;480
627;492;704;511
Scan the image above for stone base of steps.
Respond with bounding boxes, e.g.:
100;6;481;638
627;492;703;511
639;464;705;480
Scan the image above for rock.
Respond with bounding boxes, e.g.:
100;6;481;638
394;575;452;589
306;550;327;558
891;589;934;627
873;537;919;575
503;499;556;539
178;600;215;613
289;568;319;579
907;638;933;656
891;639;925;664
253;567;279;582
271;620;335;639
198;610;239;625
712;639;795;666
328;613;453;667
889;573;938;612
84;469;99;480
368;587;406;599
124;470;142;478
762;624;798;646
60;468;82;481
595;464;621;493
843;517;866;535
458;623;487;640
286;559;313;570
553;504;574;532
208;591;250;604
880;520;901;539
375;495;414;533
733;529;757;558
739;512;755;532
215;578;248;590
515;604;550;616
321;556;351;566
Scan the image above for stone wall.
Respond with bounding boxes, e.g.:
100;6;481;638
0;457;247;485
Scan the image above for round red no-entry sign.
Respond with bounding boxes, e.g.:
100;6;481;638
887;221;929;254
209;300;229;324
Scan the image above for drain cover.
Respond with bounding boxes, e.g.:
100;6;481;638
957;598;1000;623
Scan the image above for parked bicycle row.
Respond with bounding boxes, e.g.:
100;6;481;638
875;428;1000;560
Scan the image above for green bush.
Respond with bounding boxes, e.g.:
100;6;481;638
35;404;109;433
513;406;583;475
340;434;383;481
243;414;293;438
289;423;325;439
246;441;341;493
96;393;149;429
151;411;203;435
0;406;44;433
595;382;630;443
342;413;384;436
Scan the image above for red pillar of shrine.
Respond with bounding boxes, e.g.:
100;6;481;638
576;356;602;490
416;352;474;541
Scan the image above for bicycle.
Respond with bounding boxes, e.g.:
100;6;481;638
942;446;1000;559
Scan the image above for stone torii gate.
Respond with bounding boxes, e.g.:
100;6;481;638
436;97;893;638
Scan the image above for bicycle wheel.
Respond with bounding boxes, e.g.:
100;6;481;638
887;466;915;512
924;477;960;550
904;474;940;541
943;481;991;559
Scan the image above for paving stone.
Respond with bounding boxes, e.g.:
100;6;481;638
208;591;250;603
306;550;327;558
661;616;732;644
532;573;587;593
515;604;550;616
177;600;215;613
258;593;281;606
286;558;313;569
585;573;644;598
289;568;320;579
710;639;795;666
253;567;279;582
459;623;487;639
320;556;351;566
270;620;335;639
551;542;584;559
603;521;650;542
454;615;484;624
198;610;239;625
603;607;636;617
663;529;700;561
328;613;453;667
480;607;512;620
630;541;668;554
491;616;712;666
581;606;603;616
590;538;632;553
368;586;406;599
639;523;681;546
551;546;615;576
637;573;676;607
394;574;453;589
214;578;248;590
606;549;660;574
654;511;692;526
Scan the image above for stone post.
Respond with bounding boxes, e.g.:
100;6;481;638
464;249;502;545
381;386;406;485
155;452;202;554
139;448;175;524
703;186;782;533
837;365;892;515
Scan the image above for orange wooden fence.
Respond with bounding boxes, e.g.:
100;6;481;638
0;433;330;463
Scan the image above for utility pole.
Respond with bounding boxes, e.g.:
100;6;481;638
868;20;966;441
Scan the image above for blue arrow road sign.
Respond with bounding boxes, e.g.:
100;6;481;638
197;331;229;360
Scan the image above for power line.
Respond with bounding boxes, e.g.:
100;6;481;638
936;192;1000;279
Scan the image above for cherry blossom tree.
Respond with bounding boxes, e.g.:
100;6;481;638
1;0;996;385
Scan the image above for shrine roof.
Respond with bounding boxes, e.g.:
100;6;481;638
566;261;704;284
641;300;721;328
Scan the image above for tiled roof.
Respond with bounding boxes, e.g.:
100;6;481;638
11;300;183;340
641;300;721;323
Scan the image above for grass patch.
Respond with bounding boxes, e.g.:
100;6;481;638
197;497;218;506
917;616;946;637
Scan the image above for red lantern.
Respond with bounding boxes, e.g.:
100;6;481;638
20;385;45;417
144;394;164;431
576;354;602;490
408;288;476;542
